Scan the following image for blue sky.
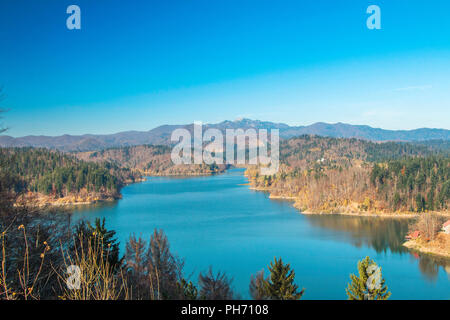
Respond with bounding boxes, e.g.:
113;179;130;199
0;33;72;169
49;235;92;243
0;0;449;137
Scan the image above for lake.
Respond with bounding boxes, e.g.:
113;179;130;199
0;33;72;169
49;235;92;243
72;168;450;299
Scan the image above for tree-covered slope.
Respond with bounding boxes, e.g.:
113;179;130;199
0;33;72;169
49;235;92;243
74;144;227;176
247;136;450;214
0;147;140;202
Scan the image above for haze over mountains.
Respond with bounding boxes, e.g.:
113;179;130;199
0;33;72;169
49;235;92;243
0;119;449;152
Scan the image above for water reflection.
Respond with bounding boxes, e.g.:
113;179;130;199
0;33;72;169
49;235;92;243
415;253;450;282
304;214;450;281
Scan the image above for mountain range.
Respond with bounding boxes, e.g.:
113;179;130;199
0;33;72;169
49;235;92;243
0;119;449;152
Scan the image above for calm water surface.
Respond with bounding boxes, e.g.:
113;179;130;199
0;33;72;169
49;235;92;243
72;169;450;299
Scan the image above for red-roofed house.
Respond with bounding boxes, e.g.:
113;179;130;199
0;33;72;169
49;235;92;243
443;220;450;234
406;230;421;240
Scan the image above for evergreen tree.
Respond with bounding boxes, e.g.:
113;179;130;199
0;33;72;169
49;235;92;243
415;194;426;212
346;256;391;300
263;257;304;300
178;278;198;300
73;218;121;271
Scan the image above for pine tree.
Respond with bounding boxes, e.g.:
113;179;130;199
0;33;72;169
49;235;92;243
73;218;121;271
178;278;198;300
346;256;391;300
415;194;426;212
263;257;304;300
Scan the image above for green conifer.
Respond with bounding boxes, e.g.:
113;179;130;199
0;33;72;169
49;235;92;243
346;256;391;300
263;257;304;300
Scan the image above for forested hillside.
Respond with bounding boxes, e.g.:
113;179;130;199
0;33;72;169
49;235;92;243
74;145;228;176
0;147;140;204
279;135;447;166
2;135;448;210
371;157;450;212
247;136;450;215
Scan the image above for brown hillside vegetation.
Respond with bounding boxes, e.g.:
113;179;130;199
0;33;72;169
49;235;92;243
74;145;228;176
403;213;450;258
404;233;450;258
246;135;450;216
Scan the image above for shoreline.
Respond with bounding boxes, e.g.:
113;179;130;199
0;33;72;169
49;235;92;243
25;170;228;207
249;186;419;218
403;235;450;259
24;195;120;208
35;198;118;208
248;185;450;218
300;210;418;218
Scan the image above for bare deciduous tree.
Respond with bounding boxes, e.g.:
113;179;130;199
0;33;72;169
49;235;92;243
249;269;267;300
412;213;443;240
198;267;234;300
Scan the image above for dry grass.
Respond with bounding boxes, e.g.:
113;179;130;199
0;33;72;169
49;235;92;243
56;233;129;300
1;225;50;300
1;224;176;300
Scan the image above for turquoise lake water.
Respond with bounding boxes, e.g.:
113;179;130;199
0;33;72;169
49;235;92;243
72;168;450;299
